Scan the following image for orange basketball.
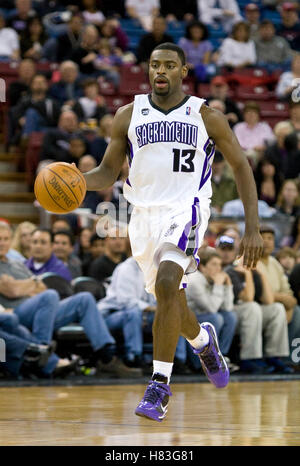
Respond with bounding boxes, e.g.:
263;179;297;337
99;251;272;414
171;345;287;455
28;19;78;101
34;162;87;214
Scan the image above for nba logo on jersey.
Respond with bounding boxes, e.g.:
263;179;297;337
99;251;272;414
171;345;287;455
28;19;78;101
186;106;191;115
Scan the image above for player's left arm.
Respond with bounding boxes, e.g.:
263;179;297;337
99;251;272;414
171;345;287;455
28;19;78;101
201;104;264;269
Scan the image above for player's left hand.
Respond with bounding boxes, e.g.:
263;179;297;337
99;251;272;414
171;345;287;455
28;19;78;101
237;230;264;270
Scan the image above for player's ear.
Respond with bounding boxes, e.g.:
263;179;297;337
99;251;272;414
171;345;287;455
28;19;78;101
181;65;188;79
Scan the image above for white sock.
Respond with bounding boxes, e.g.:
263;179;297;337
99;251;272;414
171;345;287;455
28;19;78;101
153;360;173;384
187;323;209;351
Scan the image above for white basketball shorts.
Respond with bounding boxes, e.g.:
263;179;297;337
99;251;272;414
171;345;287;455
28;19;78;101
128;196;211;295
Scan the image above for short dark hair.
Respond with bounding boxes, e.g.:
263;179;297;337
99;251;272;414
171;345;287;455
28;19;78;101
185;21;209;41
152;43;186;65
32;228;54;242
90;233;105;246
260;19;275;28
199;249;221;266
53;229;75;246
260;225;275;236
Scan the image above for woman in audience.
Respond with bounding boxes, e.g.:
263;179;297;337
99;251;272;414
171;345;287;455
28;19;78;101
20;16;55;61
217;21;256;69
10;221;37;261
81;0;106;26
71;24;100;76
254;157;283;207
233;101;275;166
178;21;213;82
275;179;300;217
264;121;300;180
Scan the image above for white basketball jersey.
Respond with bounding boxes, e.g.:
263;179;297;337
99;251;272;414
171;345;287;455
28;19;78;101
124;94;215;208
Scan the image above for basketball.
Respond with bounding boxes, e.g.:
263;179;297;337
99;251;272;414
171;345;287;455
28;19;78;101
34;162;87;214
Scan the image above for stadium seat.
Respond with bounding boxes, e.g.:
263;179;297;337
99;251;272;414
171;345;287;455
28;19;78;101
72;276;106;301
25;131;44;188
98;79;116;96
235;85;274;101
41;272;74;300
259;101;289;118
104;95;133;113
0;62;18;77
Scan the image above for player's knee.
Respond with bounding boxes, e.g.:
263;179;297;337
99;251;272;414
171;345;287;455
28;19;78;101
155;274;179;301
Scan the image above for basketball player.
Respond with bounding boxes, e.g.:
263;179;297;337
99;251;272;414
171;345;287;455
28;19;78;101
83;43;264;422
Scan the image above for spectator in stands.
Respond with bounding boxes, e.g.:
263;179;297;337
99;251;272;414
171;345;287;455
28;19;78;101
82;0;105;26
25;228;72;281
254;157;283;207
217;21;256;69
52;218;72;233
8;0;36;34
254;20;293;72
50;61;83;106
186;248;237;364
198;0;242;34
89;232;105;259
99;18;129;53
287;101;300;137
211;151;238;213
160;0;197;22
233;101;275;166
244;3;261;39
10;221;36;262
20;16;56;62
0;12;20;61
178;21;213;82
66;134;89;166
52;230;82;279
88;229;125;283
55;14;84;63
276;247;297;276
278;1;300;51
217;234;292;374
136;16;173;67
276;54;300;100
208;98;226;113
275;179;300;217
259;224;300;360
284;215;300;250
39;110;81;165
125;0;159;32
8;59;36;109
0;321;56;378
97;256;146;367
265;121;300;179
78;154;97;173
99;113;113;143
207;76;243;126
0;221;140;378
71;25;101;76
93;38;123;86
221;225;242;250
74;227;93;275
11;74;61;146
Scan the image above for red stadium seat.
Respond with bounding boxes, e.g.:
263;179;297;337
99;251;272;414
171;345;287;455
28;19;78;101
259;101;289;118
104;95;133;113
25;132;44;189
235;85;274;101
98;79;116;96
0;62;18;77
265;116;287;128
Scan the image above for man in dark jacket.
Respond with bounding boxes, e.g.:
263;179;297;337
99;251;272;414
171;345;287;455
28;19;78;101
136;16;174;66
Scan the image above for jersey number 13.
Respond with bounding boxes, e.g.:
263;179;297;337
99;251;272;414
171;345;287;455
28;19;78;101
172;149;195;173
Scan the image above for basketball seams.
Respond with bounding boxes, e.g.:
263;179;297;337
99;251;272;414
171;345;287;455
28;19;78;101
46;167;80;205
42;175;69;212
62;164;87;189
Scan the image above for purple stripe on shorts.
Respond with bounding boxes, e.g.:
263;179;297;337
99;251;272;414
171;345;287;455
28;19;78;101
177;198;199;252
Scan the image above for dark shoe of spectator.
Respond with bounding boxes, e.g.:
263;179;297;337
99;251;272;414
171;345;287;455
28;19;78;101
265;358;295;374
53;357;80;378
97;356;143;378
224;357;240;373
23;342;55;367
239;359;275;374
124;355;143;368
173;358;193;375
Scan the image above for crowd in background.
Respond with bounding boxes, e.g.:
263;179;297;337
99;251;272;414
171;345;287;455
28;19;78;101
1;0;300;379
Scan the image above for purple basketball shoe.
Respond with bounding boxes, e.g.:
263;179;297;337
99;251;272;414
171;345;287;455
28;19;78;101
193;322;229;388
135;374;172;422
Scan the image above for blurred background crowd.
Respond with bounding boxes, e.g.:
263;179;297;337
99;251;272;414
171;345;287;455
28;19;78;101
0;0;300;381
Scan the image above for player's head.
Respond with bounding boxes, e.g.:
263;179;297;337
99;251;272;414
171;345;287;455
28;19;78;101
149;43;188;97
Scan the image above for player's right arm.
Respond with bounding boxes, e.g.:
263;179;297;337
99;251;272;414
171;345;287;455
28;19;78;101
83;103;133;190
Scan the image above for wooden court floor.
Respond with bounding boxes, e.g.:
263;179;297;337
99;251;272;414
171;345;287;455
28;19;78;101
0;381;299;446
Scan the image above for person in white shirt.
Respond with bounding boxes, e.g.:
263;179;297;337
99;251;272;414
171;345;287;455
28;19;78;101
276;53;300;100
217;21;256;69
125;0;160;31
0;13;20;61
197;0;242;34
